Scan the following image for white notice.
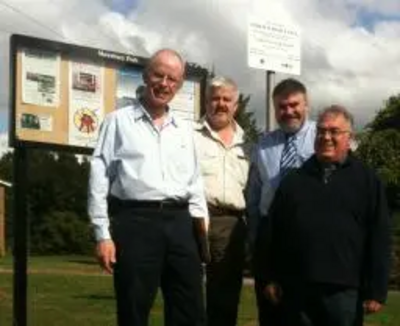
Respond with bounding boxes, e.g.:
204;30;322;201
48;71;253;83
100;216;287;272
247;15;301;75
21;49;60;107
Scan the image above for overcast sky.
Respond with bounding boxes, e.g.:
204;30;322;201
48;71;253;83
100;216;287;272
1;0;400;138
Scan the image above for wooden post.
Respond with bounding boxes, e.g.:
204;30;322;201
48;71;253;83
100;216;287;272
13;146;28;326
0;186;4;257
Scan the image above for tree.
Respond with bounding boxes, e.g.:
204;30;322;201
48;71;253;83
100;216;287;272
356;96;400;210
0;149;94;255
356;94;400;289
0;152;13;252
368;95;400;132
235;94;260;143
26;150;93;254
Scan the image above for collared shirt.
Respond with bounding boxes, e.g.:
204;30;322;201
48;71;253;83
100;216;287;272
246;119;316;241
194;119;250;211
88;99;208;241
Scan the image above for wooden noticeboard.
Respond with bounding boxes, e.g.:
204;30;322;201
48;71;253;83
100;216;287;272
10;34;207;154
8;35;208;326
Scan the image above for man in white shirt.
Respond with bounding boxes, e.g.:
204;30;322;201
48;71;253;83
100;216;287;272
88;49;208;326
194;76;250;326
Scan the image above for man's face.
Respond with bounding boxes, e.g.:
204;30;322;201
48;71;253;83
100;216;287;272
143;52;184;109
206;86;238;130
274;92;308;133
315;113;352;163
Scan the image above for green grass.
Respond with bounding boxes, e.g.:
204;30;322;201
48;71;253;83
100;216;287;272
0;255;399;325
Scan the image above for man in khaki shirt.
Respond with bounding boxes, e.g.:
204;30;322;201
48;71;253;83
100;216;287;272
194;76;250;326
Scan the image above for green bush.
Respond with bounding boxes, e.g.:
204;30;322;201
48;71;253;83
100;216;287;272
30;211;94;255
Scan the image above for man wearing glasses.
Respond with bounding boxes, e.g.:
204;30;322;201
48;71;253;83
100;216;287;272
88;49;208;326
254;105;391;326
247;78;316;325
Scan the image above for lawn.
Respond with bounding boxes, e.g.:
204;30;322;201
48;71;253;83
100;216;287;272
0;256;398;325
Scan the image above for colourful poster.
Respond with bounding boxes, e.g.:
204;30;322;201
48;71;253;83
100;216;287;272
68;61;104;147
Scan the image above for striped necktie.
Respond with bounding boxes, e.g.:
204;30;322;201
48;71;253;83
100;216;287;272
280;134;297;178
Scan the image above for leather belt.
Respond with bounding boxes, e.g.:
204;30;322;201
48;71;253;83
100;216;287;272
207;204;244;217
109;196;188;211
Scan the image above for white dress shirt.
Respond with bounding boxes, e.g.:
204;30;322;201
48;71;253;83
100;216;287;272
88;100;208;241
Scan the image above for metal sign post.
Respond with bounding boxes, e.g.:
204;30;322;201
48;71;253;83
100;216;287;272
265;70;275;132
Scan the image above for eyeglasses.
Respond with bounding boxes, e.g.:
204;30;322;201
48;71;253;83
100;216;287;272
150;71;181;87
316;127;351;137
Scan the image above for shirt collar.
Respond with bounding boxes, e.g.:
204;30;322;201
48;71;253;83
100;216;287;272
282;119;312;140
196;117;246;145
132;99;178;127
315;151;352;171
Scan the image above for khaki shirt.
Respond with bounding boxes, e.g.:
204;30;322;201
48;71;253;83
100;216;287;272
194;120;250;211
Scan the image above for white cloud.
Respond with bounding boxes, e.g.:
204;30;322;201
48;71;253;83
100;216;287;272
0;0;399;130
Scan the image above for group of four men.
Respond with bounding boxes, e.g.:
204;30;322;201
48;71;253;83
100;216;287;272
88;48;391;326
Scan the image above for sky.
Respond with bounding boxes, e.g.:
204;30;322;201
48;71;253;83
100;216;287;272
1;0;400;143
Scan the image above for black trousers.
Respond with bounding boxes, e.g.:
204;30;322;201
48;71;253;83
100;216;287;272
280;283;359;326
111;204;205;326
254;277;285;326
206;214;246;326
252;212;285;326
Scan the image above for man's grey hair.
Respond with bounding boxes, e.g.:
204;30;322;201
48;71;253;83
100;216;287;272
145;48;186;76
318;105;355;131
206;76;239;102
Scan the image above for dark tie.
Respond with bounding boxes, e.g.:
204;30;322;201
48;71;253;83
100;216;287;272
322;164;337;184
280;134;297;178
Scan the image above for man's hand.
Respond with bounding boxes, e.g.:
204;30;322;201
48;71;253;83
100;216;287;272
96;239;116;274
263;283;282;305
364;300;383;314
192;217;211;264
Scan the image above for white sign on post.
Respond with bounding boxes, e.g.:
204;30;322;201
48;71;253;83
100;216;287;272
247;15;301;75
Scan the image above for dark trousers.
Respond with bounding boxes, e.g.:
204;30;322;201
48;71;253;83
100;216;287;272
281;283;359;326
354;292;365;326
111;205;205;326
252;213;285;326
206;214;246;326
254;277;285;326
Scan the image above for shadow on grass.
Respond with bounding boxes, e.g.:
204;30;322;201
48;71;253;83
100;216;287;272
73;294;115;300
67;259;98;266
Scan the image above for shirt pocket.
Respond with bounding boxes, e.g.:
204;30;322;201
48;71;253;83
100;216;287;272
172;141;192;175
199;153;219;176
234;153;250;187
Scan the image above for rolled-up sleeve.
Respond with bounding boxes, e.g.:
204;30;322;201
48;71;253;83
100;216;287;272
187;133;209;229
88;115;115;241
